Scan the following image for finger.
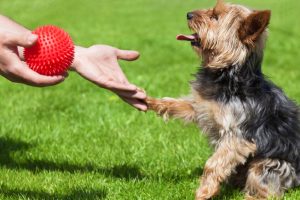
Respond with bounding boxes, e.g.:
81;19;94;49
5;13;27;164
0;71;23;83
100;79;137;91
3;31;38;47
116;49;140;61
108;59;130;83
120;96;148;111
9;61;66;87
20;67;66;86
73;63;134;91
113;89;146;100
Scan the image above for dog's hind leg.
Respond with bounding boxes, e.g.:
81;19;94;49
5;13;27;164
146;97;196;122
244;159;300;200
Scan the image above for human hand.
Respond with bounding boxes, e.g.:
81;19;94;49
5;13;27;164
71;45;147;111
0;29;66;86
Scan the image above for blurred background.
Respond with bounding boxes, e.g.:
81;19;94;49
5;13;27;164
0;0;299;199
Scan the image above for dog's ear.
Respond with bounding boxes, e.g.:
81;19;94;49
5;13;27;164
238;10;271;46
213;0;227;16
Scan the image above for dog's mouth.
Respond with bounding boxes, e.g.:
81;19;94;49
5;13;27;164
176;33;201;47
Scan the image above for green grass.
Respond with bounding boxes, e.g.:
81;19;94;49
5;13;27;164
0;0;299;199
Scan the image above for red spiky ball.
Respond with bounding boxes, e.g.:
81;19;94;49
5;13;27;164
24;25;74;76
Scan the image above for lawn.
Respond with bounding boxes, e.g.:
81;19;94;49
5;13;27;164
0;0;299;199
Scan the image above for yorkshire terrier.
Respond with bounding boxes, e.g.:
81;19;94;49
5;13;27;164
146;0;300;199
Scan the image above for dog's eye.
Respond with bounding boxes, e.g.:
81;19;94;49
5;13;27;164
210;14;219;21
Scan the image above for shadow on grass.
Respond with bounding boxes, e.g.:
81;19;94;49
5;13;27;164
0;137;144;180
157;167;203;183
212;184;242;200
0;185;107;200
0;137;203;182
0;138;242;198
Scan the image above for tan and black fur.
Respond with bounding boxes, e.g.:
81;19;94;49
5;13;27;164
146;1;300;199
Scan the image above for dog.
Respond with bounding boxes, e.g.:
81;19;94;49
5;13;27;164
146;0;300;199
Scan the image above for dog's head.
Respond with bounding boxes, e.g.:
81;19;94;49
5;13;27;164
177;0;271;68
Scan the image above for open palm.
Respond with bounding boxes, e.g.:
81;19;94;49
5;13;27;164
71;45;147;111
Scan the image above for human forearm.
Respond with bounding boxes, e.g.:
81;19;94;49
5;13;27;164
69;46;84;71
0;15;29;33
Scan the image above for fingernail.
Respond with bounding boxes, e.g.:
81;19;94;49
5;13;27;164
57;76;66;81
129;85;137;90
139;106;147;111
28;34;38;44
140;94;147;99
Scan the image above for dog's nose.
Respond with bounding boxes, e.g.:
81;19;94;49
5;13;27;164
187;12;194;20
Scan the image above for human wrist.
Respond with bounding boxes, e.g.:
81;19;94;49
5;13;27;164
70;45;85;71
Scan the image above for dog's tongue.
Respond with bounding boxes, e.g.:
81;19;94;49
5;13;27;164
176;34;196;41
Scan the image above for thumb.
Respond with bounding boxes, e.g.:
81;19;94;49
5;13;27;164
116;49;140;61
4;31;38;47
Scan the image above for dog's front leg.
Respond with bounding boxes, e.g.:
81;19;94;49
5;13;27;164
146;97;196;122
196;137;256;200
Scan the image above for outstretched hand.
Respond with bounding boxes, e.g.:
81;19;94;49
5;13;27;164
71;45;147;111
0;29;66;86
